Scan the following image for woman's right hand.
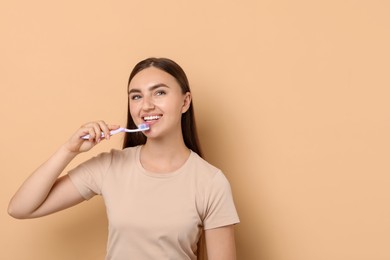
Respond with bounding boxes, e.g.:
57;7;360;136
64;121;120;154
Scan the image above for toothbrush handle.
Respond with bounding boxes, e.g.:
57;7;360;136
81;128;124;140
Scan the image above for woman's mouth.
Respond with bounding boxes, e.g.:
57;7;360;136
143;115;162;122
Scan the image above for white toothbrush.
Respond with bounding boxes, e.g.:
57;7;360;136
81;123;150;140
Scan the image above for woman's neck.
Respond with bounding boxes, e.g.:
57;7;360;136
140;137;191;173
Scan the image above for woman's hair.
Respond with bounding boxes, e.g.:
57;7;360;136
122;57;203;157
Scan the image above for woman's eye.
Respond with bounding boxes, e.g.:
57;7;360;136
156;90;166;96
130;95;142;100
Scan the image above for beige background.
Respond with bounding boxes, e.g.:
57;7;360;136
1;1;390;259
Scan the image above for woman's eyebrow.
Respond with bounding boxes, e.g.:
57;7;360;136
128;83;169;94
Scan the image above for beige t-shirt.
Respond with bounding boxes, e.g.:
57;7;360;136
68;146;239;260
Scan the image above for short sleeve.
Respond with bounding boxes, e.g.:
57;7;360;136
68;151;113;200
202;171;240;230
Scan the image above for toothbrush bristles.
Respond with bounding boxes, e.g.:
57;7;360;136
138;123;150;130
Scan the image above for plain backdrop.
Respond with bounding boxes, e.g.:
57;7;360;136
1;1;389;259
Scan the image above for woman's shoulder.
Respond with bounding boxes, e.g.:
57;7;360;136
90;146;140;164
114;145;139;156
105;145;140;156
189;151;224;181
190;151;219;169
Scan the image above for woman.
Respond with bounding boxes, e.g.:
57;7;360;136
8;57;240;260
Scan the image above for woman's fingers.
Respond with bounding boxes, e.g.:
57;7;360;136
97;120;111;140
81;121;117;143
93;123;103;142
64;121;116;154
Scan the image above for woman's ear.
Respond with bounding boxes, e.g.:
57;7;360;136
181;92;192;113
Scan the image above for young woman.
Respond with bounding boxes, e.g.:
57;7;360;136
8;57;240;260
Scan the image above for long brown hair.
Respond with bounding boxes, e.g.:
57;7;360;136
122;57;202;157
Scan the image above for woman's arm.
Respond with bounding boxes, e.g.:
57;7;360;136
8;146;84;219
8;121;118;219
205;225;237;260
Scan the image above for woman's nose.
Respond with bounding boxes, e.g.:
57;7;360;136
142;96;155;110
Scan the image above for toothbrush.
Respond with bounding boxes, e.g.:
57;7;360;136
81;123;150;140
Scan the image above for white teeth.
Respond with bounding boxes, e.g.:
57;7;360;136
143;115;161;121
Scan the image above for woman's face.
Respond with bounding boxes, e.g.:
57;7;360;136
128;67;191;139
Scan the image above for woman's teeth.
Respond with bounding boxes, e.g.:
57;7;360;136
143;115;161;121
